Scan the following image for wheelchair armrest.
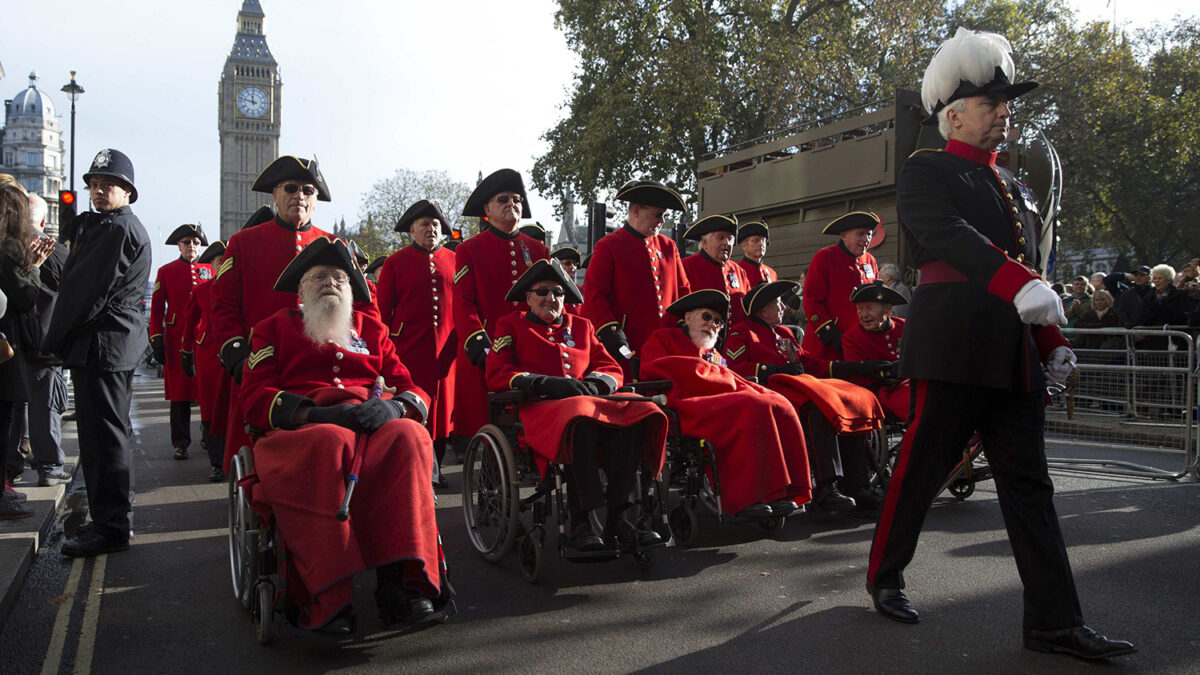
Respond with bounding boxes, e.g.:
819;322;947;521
488;390;530;403
623;379;673;394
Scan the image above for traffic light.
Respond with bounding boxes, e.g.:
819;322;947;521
587;201;616;251
450;228;463;242
58;190;77;222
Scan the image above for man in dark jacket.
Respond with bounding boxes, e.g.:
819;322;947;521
44;149;152;558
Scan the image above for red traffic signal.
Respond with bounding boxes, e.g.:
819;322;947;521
450;228;463;241
59;190;76;206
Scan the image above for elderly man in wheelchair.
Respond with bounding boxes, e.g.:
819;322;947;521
238;238;446;635
484;259;669;554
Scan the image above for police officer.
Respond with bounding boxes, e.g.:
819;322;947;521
45;149;152;557
864;28;1134;660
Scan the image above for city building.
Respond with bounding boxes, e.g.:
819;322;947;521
0;72;66;235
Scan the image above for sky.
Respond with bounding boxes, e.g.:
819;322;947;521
0;0;1194;276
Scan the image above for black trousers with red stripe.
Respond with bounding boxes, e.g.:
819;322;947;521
866;379;1084;631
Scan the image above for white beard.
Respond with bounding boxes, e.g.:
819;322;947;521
300;289;353;348
689;331;718;352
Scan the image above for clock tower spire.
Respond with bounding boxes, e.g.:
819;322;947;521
218;0;281;239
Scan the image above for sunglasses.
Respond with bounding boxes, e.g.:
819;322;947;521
280;184;319;196
699;311;725;326
530;288;565;298
494;194;523;205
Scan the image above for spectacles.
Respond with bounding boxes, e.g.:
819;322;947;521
279;184;319;196
302;271;349;285
530;288;565;298
494;194;523;205
699;311;725;326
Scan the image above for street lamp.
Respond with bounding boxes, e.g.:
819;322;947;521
60;71;84;193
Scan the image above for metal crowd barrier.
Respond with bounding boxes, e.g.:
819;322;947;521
1050;326;1198;480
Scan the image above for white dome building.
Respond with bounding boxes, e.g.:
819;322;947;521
0;72;67;236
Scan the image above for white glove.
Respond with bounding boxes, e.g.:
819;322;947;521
1012;280;1067;326
1045;345;1076;387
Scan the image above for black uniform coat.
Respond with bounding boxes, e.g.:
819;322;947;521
44;206;153;371
897;139;1066;393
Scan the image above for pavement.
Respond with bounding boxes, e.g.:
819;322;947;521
0;369;1198;673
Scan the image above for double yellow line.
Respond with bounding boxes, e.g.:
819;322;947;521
41;555;107;675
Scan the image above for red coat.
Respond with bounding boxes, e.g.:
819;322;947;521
452;226;548;436
640;326;812;513
727;318;883;435
240;307;437;630
377;244;457;441
180;282;221;422
842;317;909;420
583;225;691;379
681;251;751;324
802;243;879;361
736;257;777;286
486;311;667;473
149;257;212;401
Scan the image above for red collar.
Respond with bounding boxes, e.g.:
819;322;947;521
944;139;997;166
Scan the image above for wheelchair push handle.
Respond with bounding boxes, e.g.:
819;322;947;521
337;377;386;522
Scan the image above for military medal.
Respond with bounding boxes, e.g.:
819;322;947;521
520;241;532;266
727;269;740;289
563;329;575;348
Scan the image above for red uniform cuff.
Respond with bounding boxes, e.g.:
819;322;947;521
987;260;1038;303
1033;325;1070;362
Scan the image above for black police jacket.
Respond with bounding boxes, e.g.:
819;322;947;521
44;206;152;371
896;139;1060;393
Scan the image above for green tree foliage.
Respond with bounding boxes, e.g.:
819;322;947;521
351;169;474;261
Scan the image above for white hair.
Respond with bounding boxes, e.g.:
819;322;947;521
878;262;902;283
1150;263;1175;280
923;27;1018;115
937;99;968;140
26;193;47;229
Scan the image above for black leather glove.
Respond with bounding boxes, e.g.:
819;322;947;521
305;404;357;429
883;361;900;379
535;376;595;399
347;398;405;432
782;362;805;376
831;360;893;380
815;321;841;349
151;335;165;364
180;351;195;378
219;338;251;381
598;325;631;360
465;332;490;368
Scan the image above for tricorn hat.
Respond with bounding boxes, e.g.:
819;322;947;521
823;211;881;235
82;148;138;203
165;223;209;246
274;237;371;303
550;246;581;263
667;289;730;319
921;27;1038;125
462;169;532;218
742;280;799;316
243;204;275;230
394;199;452;236
682;214;738;241
504;258;583;305
850;280;908;305
196;241;227;265
347;239;368;266
615;179;686;211
364;256;387;275
251;155;332;202
519;222;547;243
737;221;768;243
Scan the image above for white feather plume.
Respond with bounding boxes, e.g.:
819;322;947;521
922;27;1017;113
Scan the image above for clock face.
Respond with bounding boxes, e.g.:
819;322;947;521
237;86;269;118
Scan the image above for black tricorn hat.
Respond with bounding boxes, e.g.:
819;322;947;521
347;240;368;266
166;223;209;246
273;237;371;303
504;258;583;305
243;204;275;230
551;246;581;263
251;156;332;202
83;148;138;203
850;280;908;305
922;66;1037;125
519;222;546;243
822;211;881;235
364;256;387;275
742;280;799;315
196;241;227;265
462;169;532;218
395;199;452;236
682;214;738;241
667;289;729;319
737;221;768;243
615;180;686;211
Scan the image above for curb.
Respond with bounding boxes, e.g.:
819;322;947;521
0;463;77;627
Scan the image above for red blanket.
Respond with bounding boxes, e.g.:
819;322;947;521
518;395;668;475
766;374;884;435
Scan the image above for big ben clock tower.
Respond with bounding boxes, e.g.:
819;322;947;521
218;0;281;240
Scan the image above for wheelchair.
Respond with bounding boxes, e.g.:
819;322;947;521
229;439;454;644
460;390;668;583
866;416;990;502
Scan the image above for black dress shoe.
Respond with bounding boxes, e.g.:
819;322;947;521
208;467;227;483
173;447;188;460
1024;625;1136;660
735;503;774;519
768;500;800;517
376;584;438;626
847;486;883;512
317;605;356;635
569;522;606;552
814;484;856;513
605;517;662;549
432;476;450;490
62;531;130;558
871;586;919;624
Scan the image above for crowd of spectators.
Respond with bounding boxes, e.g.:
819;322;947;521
1059;260;1200;351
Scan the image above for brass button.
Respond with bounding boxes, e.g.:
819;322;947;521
1019;237;1026;246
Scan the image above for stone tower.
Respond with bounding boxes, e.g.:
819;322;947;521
218;0;281;240
0;72;66;236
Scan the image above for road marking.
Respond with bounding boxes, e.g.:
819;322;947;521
40;557;84;675
72;554;107;675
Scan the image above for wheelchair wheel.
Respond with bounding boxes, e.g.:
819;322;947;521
254;581;277;645
228;449;259;610
518;527;544;584
669;503;699;547
947;478;974;501
462;425;521;562
632;549;656;571
757;515;786;534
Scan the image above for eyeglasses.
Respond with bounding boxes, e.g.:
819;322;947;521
530;288;565;298
302;271;349;285
494;194;523;205
279;184;319;196
699;311;725;326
